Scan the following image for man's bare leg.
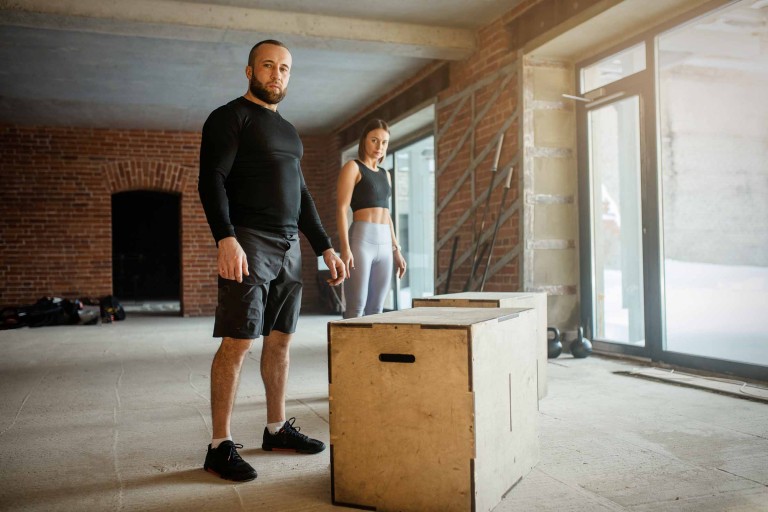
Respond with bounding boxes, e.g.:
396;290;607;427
205;336;258;482
260;329;326;453
211;337;254;439
261;330;291;424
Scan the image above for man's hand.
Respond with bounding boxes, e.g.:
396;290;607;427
323;248;346;286
218;236;249;282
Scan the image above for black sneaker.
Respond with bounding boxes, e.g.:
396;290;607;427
203;441;257;482
262;417;326;454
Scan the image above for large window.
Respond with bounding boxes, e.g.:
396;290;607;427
581;42;646;93
577;0;768;378
658;1;768;366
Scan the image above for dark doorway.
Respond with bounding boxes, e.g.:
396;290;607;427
112;191;180;302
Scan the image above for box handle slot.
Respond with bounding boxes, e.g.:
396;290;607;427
378;353;416;363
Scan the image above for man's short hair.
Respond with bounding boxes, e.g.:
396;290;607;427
248;39;289;67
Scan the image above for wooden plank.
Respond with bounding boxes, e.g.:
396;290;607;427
436;198;519;280
332;306;525;326
436;168;520;251
435;93;470;142
435;72;517;181
423;292;537;301
413;298;502;308
436;114;518;214
474;244;522;289
437;63;516;109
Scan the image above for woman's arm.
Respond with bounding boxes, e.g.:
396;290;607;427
384;169;407;279
388;211;407;279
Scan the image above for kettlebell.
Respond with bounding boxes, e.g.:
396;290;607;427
546;327;563;359
570;326;593;359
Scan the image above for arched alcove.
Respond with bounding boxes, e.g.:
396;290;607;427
112;190;181;309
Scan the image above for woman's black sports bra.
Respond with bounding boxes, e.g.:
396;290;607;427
350;160;391;212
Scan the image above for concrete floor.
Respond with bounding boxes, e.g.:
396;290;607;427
0;313;766;512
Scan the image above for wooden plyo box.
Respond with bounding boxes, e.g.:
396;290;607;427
413;292;548;400
328;307;539;512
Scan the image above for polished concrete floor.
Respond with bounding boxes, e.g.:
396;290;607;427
0;313;766;511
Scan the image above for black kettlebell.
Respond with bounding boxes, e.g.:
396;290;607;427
570;326;593;359
547;327;563;359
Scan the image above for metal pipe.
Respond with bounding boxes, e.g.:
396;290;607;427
479;165;514;291
464;133;504;291
443;236;459;294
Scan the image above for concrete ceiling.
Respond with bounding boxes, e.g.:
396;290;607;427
0;0;521;134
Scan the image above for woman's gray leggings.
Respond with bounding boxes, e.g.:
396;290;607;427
343;221;393;318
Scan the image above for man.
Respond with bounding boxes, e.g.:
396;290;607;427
198;39;345;482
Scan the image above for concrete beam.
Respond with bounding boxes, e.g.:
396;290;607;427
0;0;476;59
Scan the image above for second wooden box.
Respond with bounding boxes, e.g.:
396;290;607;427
413;292;548;399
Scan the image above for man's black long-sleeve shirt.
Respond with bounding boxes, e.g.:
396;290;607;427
198;96;332;255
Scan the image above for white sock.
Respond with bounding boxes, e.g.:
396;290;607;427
267;421;285;434
211;436;232;449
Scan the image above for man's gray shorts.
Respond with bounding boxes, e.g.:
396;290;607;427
213;226;302;339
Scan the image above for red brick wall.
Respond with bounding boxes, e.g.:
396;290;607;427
0;125;333;315
0;125;212;315
298;134;342;312
434;5;531;294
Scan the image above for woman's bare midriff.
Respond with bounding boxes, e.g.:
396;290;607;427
352;207;390;225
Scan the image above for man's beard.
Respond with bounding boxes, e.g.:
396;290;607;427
249;76;287;105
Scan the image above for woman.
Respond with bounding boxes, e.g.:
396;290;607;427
336;119;406;318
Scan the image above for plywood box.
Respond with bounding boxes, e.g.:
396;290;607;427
413;292;548;399
328;307;539;512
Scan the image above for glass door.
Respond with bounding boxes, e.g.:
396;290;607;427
576;36;658;356
391;135;435;309
578;39;651;352
586;96;645;346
